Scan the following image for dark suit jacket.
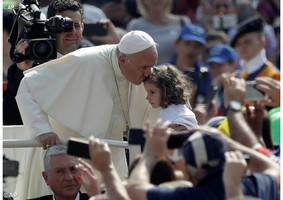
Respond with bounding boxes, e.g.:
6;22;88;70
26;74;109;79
27;192;89;200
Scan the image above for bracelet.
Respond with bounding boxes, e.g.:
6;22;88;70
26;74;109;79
251;143;262;150
252;144;272;156
256;146;272;156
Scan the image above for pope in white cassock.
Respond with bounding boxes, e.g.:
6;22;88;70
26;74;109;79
15;30;160;199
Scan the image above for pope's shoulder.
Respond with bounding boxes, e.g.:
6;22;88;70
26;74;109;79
69;44;117;57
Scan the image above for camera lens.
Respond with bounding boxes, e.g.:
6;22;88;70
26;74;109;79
32;40;54;58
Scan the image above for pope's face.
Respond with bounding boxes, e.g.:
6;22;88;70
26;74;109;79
119;46;158;85
54;10;83;55
42;154;81;200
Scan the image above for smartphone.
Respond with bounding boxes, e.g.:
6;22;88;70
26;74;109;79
128;128;193;149
83;23;108;37
67;129;193;159
244;81;265;101
67;137;90;159
204;85;218;108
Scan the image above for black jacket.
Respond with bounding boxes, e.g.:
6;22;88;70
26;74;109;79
27;192;89;200
3;63;25;125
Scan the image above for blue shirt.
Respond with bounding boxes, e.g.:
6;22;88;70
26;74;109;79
147;171;278;200
147;170;225;200
241;173;279;200
169;58;212;106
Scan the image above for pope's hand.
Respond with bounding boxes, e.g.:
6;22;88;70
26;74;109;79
36;132;61;150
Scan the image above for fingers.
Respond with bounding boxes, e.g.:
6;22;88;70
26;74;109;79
79;159;95;173
225;150;247;166
220;74;230;89
76;160;98;185
15;39;28;55
89;136;109;149
76;159;100;196
255;77;275;88
36;132;61;150
88;136;110;160
255;77;279;94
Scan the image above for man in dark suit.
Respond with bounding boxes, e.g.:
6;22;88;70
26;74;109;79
27;193;89;200
27;145;89;200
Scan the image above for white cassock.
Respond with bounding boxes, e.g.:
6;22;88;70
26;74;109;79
15;45;159;199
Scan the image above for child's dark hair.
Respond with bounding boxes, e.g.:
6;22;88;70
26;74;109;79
144;64;193;109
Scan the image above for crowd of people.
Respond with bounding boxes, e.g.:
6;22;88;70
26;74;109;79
3;0;280;200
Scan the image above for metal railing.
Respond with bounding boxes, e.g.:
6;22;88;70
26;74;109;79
3;132;141;165
3;138;129;148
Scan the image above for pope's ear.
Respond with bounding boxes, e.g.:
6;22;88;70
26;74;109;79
118;54;127;68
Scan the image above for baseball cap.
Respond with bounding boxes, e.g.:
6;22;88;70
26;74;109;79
182;131;228;172
207;44;239;64
118;30;156;54
230;15;264;47
179;24;206;45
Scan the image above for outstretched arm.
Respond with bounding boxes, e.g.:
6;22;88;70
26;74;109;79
221;75;259;148
16;78;61;149
88;136;130;200
223;151;247;199
127;121;171;200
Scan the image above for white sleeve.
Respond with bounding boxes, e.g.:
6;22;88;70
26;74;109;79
16;78;53;138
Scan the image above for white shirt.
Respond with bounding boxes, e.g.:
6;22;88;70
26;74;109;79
240;49;267;74
160;104;198;129
52;192;80;200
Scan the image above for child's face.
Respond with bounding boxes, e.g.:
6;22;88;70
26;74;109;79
144;82;161;108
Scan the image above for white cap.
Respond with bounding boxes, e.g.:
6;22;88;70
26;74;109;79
118;30;156;54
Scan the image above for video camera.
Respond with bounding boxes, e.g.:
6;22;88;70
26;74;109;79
9;0;74;63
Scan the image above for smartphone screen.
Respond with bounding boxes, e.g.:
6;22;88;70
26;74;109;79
83;23;108;37
244;81;265;101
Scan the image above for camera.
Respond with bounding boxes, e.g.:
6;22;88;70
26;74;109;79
9;0;74;63
244;81;265;101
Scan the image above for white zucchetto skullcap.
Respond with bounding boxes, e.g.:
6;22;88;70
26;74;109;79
118;30;156;54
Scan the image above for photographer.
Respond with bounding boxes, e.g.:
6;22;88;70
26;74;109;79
3;0;86;125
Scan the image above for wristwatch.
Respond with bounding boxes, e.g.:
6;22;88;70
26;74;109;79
226;100;242;112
